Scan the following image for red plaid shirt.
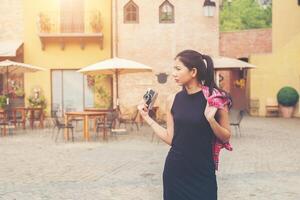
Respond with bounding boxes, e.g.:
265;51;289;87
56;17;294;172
201;86;233;171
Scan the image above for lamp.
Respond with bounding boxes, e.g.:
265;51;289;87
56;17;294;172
203;0;216;17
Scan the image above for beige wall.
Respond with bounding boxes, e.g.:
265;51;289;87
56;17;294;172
0;0;23;42
115;0;220;119
272;0;300;52
249;1;300;117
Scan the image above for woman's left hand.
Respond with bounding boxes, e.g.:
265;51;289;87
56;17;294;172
204;102;218;122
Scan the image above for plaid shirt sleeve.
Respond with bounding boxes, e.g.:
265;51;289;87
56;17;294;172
202;86;233;170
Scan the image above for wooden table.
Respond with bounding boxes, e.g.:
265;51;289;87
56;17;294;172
84;108;115;112
0;107;44;133
23;107;45;129
0;109;7;136
84;108;115;132
11;107;27;129
64;111;108;141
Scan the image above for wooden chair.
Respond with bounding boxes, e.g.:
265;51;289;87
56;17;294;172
0;117;10;136
96;110;125;141
53;112;74;142
1;106;16;135
118;107;139;131
249;98;260;116
229;109;244;137
65;105;83;129
265;98;279;117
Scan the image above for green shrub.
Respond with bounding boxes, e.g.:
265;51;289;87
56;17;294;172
277;87;299;107
0;95;7;109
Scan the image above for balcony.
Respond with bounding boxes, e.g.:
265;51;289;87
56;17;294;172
37;11;104;50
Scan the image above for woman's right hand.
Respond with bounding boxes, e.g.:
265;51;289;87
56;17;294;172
137;100;149;119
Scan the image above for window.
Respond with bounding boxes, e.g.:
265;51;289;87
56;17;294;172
60;0;84;33
159;0;174;23
124;0;139;23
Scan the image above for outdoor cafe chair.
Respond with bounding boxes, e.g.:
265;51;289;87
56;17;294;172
96;110;124;140
65;105;83;130
229;109;244;137
118;107;139;131
53;111;74;142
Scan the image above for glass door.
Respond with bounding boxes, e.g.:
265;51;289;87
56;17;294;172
51;70;94;116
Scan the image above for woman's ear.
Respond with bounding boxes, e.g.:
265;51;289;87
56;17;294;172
191;67;198;78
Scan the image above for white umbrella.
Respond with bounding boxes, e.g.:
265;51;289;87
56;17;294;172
0;59;46;96
212;56;256;69
0;60;46;74
78;57;152;75
77;57;152;105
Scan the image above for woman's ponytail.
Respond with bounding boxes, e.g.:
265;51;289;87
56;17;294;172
202;54;216;96
202;54;233;109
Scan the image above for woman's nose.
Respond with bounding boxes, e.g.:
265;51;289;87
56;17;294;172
172;71;177;77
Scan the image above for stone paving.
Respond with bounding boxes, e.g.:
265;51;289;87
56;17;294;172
0;115;299;200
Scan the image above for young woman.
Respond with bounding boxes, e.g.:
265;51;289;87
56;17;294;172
137;49;232;200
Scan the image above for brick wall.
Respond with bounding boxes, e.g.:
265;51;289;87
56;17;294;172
219;28;272;58
115;0;220;119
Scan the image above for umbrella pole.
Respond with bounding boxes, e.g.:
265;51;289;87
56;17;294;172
6;66;9;105
116;69;119;100
115;69;120;111
115;69;121;125
6;66;8;94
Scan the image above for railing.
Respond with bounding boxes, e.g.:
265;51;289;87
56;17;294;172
36;11;104;50
37;11;103;34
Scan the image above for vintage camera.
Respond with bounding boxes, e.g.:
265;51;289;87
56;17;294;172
143;88;158;110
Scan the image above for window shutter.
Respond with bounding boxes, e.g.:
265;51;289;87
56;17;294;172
60;0;84;33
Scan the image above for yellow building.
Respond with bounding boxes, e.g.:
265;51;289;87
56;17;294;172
23;0;112;116
249;0;300;117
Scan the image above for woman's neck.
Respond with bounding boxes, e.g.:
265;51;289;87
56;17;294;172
184;81;203;95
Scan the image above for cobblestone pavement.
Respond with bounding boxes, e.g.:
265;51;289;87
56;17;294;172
0;116;299;200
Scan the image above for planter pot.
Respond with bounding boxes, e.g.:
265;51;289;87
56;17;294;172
279;105;295;118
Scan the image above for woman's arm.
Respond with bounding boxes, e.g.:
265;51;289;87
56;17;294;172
137;94;175;146
205;104;231;143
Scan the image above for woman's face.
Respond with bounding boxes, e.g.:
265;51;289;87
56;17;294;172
172;58;197;86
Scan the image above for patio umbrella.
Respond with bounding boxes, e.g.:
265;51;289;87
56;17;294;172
77;57;153;106
0;59;46;100
212;56;256;69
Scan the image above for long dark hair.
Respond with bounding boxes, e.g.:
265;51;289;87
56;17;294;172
175;49;233;109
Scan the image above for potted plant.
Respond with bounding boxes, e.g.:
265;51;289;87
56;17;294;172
277;86;299;118
90;11;103;33
15;87;25;98
27;88;47;109
38;12;51;33
87;75;95;89
0;95;7;110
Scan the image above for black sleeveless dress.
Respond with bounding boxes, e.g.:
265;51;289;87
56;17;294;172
162;87;217;200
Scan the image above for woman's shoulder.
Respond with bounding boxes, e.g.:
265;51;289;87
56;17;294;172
166;93;177;112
